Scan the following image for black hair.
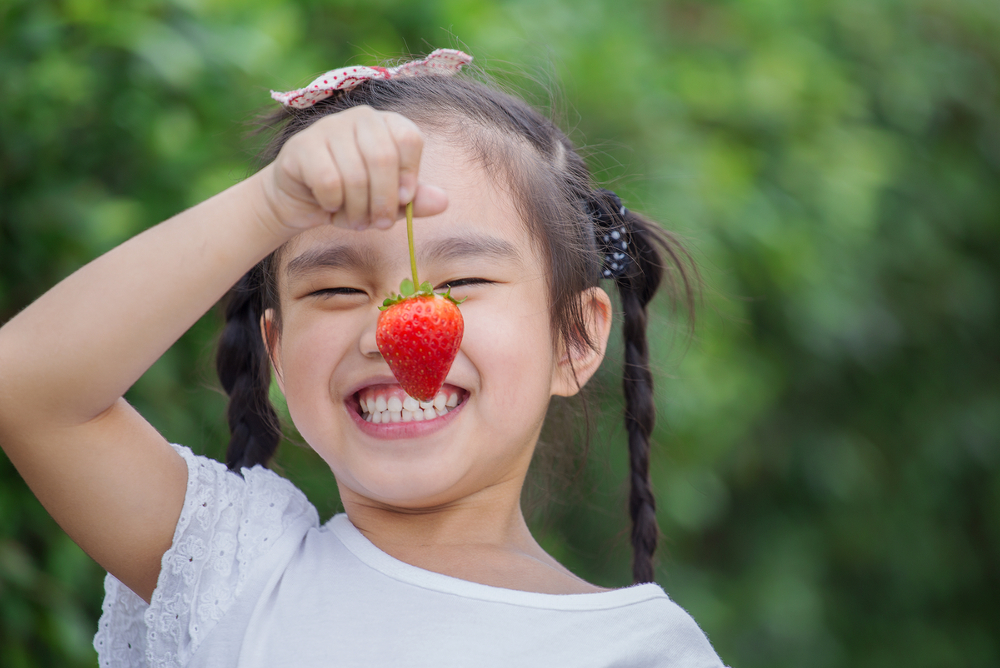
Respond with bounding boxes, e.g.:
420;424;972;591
216;68;697;584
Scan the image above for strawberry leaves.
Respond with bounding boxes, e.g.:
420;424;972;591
380;279;463;310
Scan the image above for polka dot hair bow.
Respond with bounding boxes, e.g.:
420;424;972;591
271;48;474;109
587;189;633;279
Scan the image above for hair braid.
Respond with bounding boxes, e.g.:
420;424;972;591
621;287;657;584
616;213;661;584
216;267;282;472
611;206;696;584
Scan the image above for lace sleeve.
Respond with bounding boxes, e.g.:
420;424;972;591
93;444;318;668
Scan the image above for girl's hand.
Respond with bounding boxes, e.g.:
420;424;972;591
259;106;448;235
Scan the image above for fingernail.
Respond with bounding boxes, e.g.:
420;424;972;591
399;186;412;204
375;217;394;230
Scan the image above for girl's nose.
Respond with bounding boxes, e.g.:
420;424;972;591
359;312;383;358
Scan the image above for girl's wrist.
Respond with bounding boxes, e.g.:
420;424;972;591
242;166;304;246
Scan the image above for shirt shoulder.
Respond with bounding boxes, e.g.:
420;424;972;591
625;591;727;667
94;444;319;668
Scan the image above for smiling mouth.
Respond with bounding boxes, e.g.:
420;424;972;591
355;385;465;424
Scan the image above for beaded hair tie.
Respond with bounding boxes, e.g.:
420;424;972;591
588;189;633;279
271;48;473;109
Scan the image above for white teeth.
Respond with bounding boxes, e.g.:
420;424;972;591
361;389;462;423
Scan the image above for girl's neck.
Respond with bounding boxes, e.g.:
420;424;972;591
340;473;531;551
339;479;607;595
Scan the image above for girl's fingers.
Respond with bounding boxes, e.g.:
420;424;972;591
407;183;449;219
327;128;370;229
384;113;424;206
273;107;438;232
298;146;344;215
355;113;400;230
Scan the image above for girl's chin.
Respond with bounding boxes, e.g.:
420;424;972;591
339;473;476;510
323;445;479;510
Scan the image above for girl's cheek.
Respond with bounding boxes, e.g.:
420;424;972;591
464;300;555;401
281;320;343;391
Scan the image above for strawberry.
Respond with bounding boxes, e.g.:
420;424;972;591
374;202;464;402
376;280;463;402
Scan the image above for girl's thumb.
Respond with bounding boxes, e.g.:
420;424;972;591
404;184;448;220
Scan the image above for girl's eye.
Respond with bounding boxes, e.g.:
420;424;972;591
439;278;492;290
310;287;365;298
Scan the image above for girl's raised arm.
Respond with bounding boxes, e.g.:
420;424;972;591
0;107;444;602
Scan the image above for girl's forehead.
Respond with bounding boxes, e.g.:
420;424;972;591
419;133;520;212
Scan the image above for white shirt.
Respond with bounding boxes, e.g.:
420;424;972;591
94;445;726;667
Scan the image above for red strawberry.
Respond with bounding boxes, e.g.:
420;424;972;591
376;279;464;402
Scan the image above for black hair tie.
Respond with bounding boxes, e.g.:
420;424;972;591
587;189;632;279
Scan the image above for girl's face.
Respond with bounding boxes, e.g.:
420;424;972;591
270;134;589;510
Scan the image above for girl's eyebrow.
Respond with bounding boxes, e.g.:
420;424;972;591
285;244;383;280
421;234;522;266
285;234;522;280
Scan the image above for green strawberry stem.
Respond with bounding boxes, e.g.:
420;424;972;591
379;201;464;310
406;201;418;287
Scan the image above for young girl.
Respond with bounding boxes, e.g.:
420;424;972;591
0;50;724;666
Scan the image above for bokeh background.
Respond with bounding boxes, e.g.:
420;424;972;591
2;0;999;666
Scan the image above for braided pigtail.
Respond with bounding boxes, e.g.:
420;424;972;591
216;264;282;472
618;222;659;585
590;190;696;584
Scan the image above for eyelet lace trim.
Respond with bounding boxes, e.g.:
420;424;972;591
93;445;316;667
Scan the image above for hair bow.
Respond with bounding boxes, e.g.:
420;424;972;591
271;48;473;109
587;190;633;279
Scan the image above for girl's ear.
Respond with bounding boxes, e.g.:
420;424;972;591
260;309;285;392
551;287;613;397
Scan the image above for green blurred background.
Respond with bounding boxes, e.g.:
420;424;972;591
2;0;998;665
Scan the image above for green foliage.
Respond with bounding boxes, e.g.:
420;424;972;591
1;0;998;666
